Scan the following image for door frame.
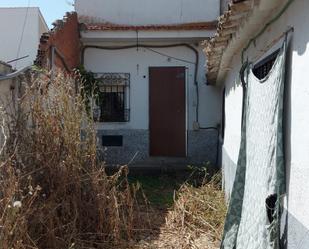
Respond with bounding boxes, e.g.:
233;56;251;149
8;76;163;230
148;66;188;157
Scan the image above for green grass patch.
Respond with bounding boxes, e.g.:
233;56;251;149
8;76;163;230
129;174;183;208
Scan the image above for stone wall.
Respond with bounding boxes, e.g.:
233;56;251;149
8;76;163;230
97;129;218;167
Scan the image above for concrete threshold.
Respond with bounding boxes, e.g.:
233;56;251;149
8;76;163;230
105;157;214;176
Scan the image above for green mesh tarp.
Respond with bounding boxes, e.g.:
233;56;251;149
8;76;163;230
221;42;286;249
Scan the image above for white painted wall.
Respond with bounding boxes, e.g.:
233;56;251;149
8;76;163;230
0;62;20;149
222;0;309;248
220;0;230;13
75;0;219;25
0;7;48;69
0;62;14;109
81;30;215;42
83;41;221;131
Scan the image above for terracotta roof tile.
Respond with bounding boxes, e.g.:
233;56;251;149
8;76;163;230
204;0;254;85
81;21;218;31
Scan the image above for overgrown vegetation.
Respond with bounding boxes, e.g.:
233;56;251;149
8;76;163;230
129;174;181;208
0;71;147;249
0;69;226;249
134;171;227;249
166;172;226;247
77;66;100;114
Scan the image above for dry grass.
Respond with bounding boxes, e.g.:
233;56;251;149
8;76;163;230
0;69;226;249
0;70;148;249
134;171;227;249
166;172;226;248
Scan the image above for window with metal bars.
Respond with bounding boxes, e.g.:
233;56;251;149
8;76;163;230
95;73;130;122
252;49;280;80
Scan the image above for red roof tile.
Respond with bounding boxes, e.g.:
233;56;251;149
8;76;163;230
81;21;218;31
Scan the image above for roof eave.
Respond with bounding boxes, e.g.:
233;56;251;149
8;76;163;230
205;0;290;86
80;21;218;32
80;29;215;43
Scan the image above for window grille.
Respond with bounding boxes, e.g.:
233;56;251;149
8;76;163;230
252;50;280;80
95;73;130;122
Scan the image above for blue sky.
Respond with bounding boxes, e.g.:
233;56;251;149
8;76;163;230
0;0;74;28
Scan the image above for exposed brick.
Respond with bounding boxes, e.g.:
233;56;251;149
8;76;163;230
35;12;80;72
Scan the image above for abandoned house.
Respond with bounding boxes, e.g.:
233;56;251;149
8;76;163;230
30;0;309;247
76;0;224;166
206;0;309;249
37;0;222;166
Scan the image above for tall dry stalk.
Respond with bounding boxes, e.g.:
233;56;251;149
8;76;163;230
165;172;227;248
0;70;143;249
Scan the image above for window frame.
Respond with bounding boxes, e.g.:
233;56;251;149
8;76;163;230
252;49;280;80
94;72;130;123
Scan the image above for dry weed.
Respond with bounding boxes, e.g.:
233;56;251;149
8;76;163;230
134;171;227;249
167;172;226;243
0;70;146;249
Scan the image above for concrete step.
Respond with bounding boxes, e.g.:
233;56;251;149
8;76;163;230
105;157;206;176
130;157;195;170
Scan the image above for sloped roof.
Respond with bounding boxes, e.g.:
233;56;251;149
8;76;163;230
81;21;218;31
204;0;254;85
205;0;293;85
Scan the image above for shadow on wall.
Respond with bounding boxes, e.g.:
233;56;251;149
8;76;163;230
221;25;309;248
283;26;309;248
281;31;293;249
282;210;309;249
223;53;243;99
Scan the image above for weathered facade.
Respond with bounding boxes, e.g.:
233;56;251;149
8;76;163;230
35;12;80;72
0;61;24;149
76;0;222;166
206;0;309;248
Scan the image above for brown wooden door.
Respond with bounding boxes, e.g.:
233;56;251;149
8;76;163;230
149;67;186;157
